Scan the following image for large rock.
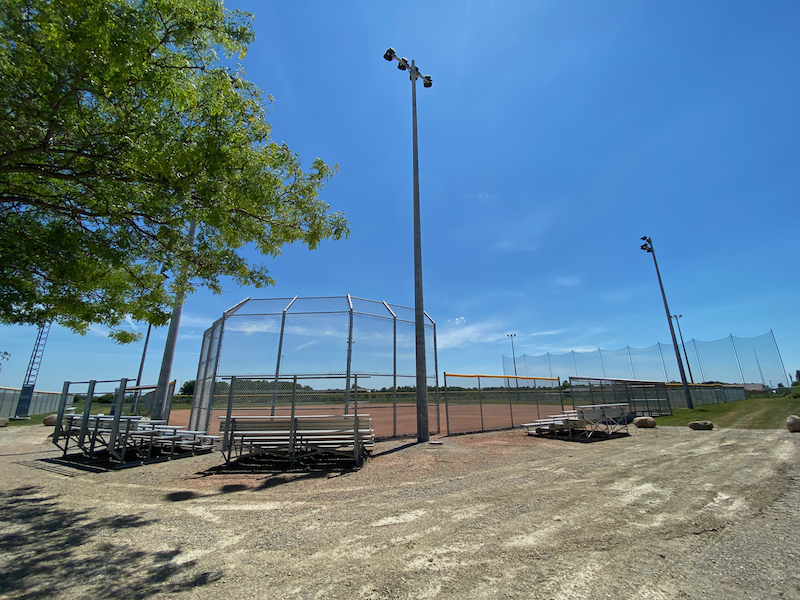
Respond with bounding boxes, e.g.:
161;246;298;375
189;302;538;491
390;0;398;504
42;414;59;426
688;420;713;431
0;418;8;427
633;416;657;428
787;415;800;433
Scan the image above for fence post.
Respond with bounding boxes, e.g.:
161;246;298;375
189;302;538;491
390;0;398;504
223;377;236;451
478;376;485;432
444;373;450;436
290;375;298;466
344;295;354;416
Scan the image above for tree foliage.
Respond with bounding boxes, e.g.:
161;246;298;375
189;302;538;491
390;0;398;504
0;0;348;342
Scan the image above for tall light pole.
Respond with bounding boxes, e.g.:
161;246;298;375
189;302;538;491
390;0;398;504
507;334;518;377
670;314;694;384
640;236;693;409
384;47;433;442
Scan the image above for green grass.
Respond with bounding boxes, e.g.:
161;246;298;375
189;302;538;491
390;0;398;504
5;412;53;426
655;393;800;429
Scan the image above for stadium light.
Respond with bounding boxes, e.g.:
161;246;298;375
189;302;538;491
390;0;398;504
671;314;695;384
640;236;694;409
384;47;433;443
507;334;518;377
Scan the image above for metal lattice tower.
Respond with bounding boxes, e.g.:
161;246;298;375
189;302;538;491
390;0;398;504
14;321;52;418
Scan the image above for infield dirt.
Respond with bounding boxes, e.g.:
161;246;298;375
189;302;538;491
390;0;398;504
0;423;798;599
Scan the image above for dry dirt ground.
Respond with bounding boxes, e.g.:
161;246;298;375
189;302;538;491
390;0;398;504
0;424;798;600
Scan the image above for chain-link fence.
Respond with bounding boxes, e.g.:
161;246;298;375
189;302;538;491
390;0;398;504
504;331;788;388
443;374;563;435
189;296;440;439
0;386;70;419
567;377;747;416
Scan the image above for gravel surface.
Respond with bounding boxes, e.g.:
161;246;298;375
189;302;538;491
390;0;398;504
0;424;797;599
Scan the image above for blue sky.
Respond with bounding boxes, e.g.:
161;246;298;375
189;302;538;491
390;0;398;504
2;0;799;393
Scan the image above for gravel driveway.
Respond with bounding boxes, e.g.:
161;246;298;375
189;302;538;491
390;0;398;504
0;424;797;599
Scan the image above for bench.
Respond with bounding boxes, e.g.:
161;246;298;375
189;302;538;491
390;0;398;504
221;414;374;466
523;404;631;440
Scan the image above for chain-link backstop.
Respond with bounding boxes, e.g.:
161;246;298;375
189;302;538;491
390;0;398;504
188;295;439;439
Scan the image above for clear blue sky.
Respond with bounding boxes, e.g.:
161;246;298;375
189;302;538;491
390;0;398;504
2;0;798;393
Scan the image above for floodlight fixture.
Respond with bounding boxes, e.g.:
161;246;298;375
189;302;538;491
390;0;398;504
384;47;396;61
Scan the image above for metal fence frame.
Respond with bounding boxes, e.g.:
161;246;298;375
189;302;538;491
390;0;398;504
189;295;439;438
443;373;563;435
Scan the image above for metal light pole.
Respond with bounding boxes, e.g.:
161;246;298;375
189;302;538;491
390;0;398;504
641;236;693;409
671;314;694;384
384;47;433;443
507;334;518;377
153;219;197;421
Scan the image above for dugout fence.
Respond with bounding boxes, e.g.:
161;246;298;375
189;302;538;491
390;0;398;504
443;373;563;435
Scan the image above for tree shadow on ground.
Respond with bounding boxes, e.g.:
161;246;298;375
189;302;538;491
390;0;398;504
0;486;221;600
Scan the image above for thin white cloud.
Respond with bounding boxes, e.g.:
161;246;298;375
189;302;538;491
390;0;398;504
438;319;507;350
553;276;581;287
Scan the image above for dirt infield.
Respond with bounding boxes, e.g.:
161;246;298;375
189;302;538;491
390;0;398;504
1;424;798;599
168;403;569;438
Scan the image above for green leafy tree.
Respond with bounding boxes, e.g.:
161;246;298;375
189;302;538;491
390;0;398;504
178;380;195;396
0;0;348;342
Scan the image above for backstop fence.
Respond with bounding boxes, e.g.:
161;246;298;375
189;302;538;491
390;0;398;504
503;331;788;388
443;374;563;435
189;295;439;439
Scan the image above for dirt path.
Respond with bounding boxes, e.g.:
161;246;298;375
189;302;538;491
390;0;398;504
0;425;798;599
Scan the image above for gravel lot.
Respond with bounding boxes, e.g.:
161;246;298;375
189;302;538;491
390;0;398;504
0;423;798;600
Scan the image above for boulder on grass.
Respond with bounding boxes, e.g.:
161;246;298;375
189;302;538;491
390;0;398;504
0;418;8;427
688;420;713;431
787;415;800;433
633;416;657;428
42;414;59;426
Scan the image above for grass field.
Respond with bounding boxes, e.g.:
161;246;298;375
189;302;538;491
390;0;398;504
655;391;800;429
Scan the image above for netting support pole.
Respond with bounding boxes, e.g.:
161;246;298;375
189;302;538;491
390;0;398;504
754;350;766;388
771;330;790;387
657;343;668;383
392;310;397;437
598;348;606;378
571;350;578;377
730;335;745;384
692;339;706;383
627;346;636;380
547;353;553;379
